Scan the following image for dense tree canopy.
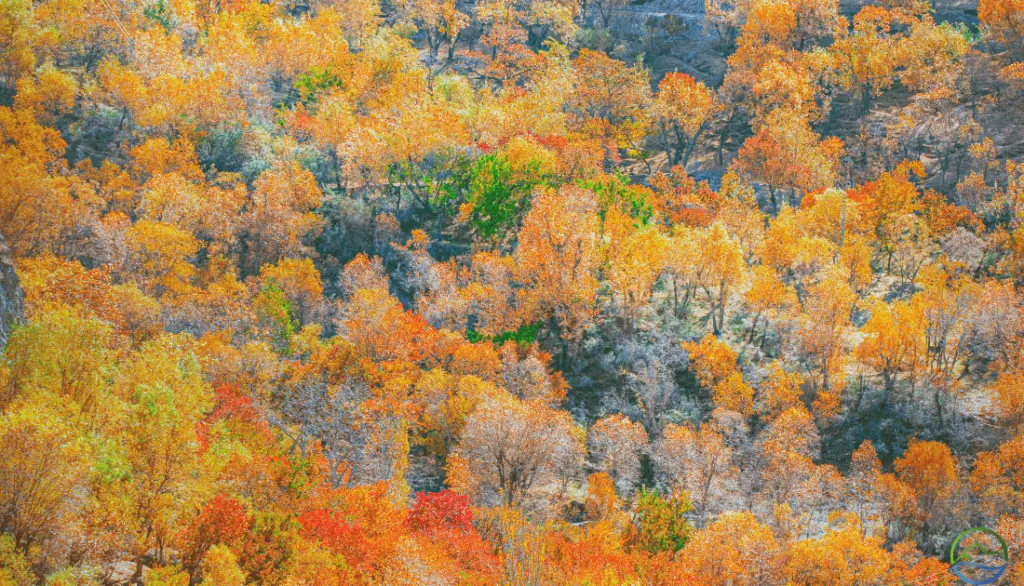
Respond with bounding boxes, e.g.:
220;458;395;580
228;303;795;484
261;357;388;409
1;0;1024;583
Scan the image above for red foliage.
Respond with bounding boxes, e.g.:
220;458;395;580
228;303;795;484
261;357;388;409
407;490;474;534
210;384;262;425
179;494;249;576
298;509;379;572
197;384;271;452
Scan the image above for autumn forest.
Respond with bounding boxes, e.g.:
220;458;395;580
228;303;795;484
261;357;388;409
1;0;1024;584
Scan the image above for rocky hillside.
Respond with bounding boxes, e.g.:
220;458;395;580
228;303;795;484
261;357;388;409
0;232;23;348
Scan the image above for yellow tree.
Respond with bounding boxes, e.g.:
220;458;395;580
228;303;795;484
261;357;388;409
682;333;739;392
0;404;86;554
743;265;797;344
242;162;324;273
989;370;1024;434
514;185;601;355
124;220;201;298
653;73;717;169
784;515;893;586
605;218;667;333
756;361;804;422
894;439;960;537
855;300;925;407
113;335;213;579
979;0;1024;56
694;222;747;335
832;7;899;113
797;266;858;416
680;512;782;585
969;433;1024;519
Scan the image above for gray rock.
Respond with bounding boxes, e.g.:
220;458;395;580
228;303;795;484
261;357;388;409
0;231;24;349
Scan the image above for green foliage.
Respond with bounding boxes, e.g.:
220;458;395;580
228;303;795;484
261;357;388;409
465;154;550;240
467;321;543;347
293;67;346;103
255;281;297;345
627;488;693;554
580;174;654;225
143;0;174;32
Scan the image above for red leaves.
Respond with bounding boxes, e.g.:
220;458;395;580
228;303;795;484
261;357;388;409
180;495;249;575
299;509;379;572
407;490;474;534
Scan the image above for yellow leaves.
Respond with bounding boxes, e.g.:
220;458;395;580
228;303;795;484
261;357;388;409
514;185;601;347
745;266;796;316
3;307;114;414
762;405;820;458
713;372;755;416
125;220;201;297
855;299;925;392
259;257;325;324
741;0;797;48
756;361;804;421
784;515;892;586
0;400;88;555
680;511;782;586
895;19;969;94
655;73;716;139
199;544;245;586
130;137;204;182
605;219;667;324
568;49;652;149
243;163;324;270
13;64;76;126
978;0;1024;47
969;433;1024;518
96;58;245;136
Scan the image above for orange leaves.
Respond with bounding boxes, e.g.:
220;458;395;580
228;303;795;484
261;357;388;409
713;372;756;416
733;109;841;205
989;370;1024;433
653;73;716;167
784;515;891;586
242;163;324;272
568;49;651;151
978;0;1024;49
682;333;738;390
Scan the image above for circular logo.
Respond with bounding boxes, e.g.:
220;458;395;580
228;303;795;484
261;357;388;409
950;527;1009;585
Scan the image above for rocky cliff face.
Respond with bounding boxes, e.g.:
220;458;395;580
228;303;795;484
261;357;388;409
0;231;24;349
605;0;979;40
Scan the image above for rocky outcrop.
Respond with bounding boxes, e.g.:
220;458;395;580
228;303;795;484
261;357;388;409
0;231;24;349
